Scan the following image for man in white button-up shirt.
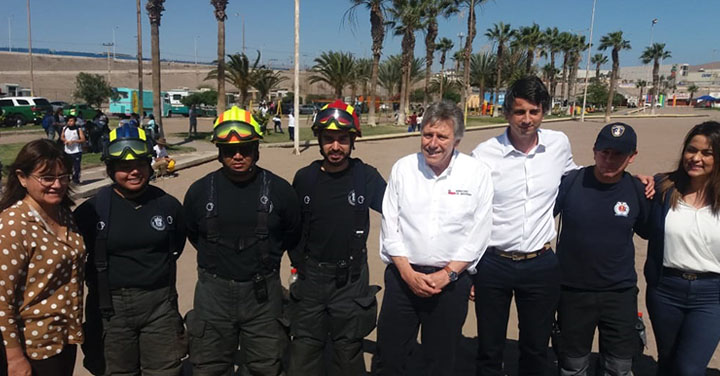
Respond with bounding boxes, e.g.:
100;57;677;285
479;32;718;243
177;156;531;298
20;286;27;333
471;76;577;376
375;101;493;376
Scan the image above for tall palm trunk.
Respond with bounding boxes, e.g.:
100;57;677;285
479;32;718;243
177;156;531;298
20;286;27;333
492;44;503;117
462;3;476;114
526;48;534;73
595;62;601;80
568;53;580;116
368;2;384;127
212;1;228;113
560;53;569;101
397;31;413;126
549;52;556;98
146;0;165;137
651;59;660;115
424;18;438;107
605;49;619;122
439;52;447;99
136;0;143;119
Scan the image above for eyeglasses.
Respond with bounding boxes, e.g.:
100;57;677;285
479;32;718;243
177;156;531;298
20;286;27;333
31;174;71;186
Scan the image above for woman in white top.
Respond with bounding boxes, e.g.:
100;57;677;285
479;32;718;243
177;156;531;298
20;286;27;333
60;115;86;184
644;121;720;376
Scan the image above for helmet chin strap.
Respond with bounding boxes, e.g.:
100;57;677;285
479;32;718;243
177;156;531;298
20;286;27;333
112;179;150;200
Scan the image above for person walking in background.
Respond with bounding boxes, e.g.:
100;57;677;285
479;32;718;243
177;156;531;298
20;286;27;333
74;125;187;376
188;105;198;139
42;109;55;140
0;139;86;376
146;114;158;140
644;121;720;376
288;112;296;141
273;114;283;133
60;115;86;185
53;107;66;141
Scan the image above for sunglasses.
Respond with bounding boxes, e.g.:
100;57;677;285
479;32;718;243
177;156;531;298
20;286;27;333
213;121;259;143
107;139;150;159
314;108;356;131
31;174;71;186
220;143;256;157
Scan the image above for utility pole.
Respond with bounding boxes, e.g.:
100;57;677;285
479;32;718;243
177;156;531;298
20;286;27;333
103;42;114;86
194;36;199;87
7;17;11;53
136;0;143;120
26;0;34;96
293;0;300;154
650;18;659;115
580;0;597;122
112;26;118;60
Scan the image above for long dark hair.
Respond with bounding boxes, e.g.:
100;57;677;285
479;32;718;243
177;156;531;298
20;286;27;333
658;121;720;215
0;139;74;212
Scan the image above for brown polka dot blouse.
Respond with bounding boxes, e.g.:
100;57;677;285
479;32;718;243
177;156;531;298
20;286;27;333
0;199;86;360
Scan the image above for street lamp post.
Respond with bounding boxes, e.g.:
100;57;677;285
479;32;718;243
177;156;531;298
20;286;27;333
103;42;114;86
234;13;246;54
7;16;11;53
112;26;118;60
580;0;597;122
26;0;34;96
194;36;199;86
293;0;300;154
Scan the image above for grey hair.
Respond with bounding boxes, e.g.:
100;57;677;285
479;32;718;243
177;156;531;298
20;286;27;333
419;101;465;140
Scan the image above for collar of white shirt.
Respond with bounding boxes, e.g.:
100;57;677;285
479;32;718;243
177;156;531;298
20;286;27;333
497;127;549;157
418;149;459;179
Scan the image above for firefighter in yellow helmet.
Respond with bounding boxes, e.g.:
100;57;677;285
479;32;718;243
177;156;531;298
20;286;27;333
288;100;386;375
74;123;187;375
183;106;301;375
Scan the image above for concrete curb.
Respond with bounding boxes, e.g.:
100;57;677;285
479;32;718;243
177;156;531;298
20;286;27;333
0;128;44;136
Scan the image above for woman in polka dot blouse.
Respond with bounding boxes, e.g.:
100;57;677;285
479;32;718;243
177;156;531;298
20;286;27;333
0;139;86;376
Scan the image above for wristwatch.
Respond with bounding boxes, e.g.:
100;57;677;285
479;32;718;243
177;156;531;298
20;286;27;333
443;266;458;282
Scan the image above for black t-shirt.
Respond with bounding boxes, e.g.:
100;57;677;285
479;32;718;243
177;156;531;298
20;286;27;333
292;158;386;263
184;167;301;281
75;185;186;289
555;167;649;291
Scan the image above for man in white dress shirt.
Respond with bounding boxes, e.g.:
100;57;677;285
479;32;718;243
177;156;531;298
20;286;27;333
374;101;494;375
471;76;578;376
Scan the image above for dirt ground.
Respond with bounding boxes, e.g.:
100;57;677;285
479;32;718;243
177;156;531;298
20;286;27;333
59;109;720;375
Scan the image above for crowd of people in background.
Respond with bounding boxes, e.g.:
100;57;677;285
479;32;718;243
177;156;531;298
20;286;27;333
1;76;720;376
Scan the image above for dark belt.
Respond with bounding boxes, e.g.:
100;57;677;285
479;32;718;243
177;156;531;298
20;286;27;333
411;264;443;274
488;242;552;261
663;267;720;281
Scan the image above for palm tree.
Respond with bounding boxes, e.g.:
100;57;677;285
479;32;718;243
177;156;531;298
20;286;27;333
640;42;672;114
309;51;356;99
211;0;228;113
206;51;262;108
422;0;458;106
558;31;574;101
591;53;608;80
387;0;426;125
688;84;699;105
436;37;454;98
485;22;514;117
458;0;489;112
344;0;388;126
429;75;462;98
541;27;561;98
146;0;165;136
470;51;496;109
598;31;631;122
635;80;647;106
452;50;464;75
378;55;403;98
513;23;543;74
253;69;287;102
567;35;587;116
351;57;373;102
541;63;558;88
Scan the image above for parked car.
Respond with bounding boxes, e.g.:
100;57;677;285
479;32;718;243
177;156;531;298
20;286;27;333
299;104;318;115
50;101;70;112
0;96;52;126
63;103;101;120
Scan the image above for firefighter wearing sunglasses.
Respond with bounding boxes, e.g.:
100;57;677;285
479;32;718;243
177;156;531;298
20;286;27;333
182;106;301;375
288;100;386;375
74;124;188;375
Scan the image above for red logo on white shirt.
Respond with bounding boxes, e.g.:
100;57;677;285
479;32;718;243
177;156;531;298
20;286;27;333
614;201;630;217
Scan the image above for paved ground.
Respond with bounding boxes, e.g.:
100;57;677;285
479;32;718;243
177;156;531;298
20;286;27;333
9;108;719;374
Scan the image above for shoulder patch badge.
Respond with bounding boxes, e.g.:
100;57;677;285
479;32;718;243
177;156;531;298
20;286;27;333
613;201;630;217
151;215;166;231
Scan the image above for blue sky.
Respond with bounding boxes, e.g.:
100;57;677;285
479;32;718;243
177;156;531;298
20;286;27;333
2;0;717;70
